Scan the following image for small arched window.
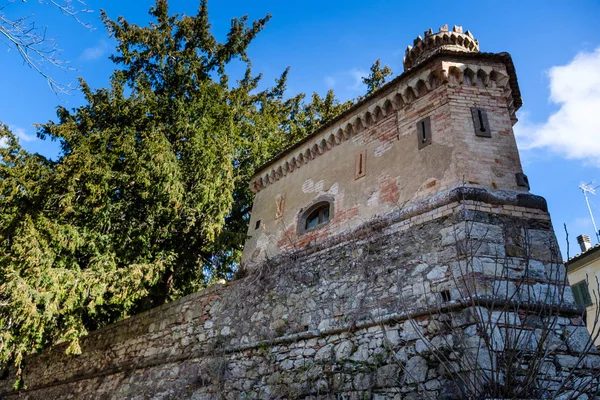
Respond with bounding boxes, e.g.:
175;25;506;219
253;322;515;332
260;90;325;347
302;202;331;232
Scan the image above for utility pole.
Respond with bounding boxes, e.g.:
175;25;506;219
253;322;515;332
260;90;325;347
579;181;600;243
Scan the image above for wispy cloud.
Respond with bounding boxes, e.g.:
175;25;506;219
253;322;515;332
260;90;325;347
80;40;109;61
515;47;600;167
572;216;593;230
9;125;36;142
347;68;367;92
324;76;336;89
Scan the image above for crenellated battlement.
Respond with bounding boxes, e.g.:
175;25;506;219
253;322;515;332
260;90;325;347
404;24;479;71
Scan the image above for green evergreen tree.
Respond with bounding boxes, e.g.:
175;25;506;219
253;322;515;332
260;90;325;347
362;59;393;95
0;0;354;385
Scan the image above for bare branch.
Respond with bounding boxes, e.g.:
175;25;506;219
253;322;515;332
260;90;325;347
0;0;93;94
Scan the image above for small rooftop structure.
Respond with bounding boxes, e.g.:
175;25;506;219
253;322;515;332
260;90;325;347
404;24;479;71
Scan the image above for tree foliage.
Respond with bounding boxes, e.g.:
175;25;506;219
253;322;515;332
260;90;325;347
362;58;393;95
0;0;357;384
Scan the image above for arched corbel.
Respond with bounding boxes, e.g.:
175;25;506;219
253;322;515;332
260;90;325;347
416;79;428;96
328;133;336;147
373;106;384;122
382;99;394;115
304;149;312;162
463;68;475;86
311;143;320;157
393;93;405;109
476;69;489;87
404;87;416;102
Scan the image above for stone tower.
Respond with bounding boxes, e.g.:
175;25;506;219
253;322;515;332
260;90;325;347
243;24;528;268
2;26;598;400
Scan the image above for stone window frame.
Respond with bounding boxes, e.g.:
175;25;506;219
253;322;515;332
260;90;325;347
298;196;335;235
355;149;367;180
417;116;432;149
471;107;491;138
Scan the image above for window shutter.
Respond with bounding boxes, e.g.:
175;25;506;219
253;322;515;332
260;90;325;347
572;281;592;307
471;108;482;132
572;284;583;307
582;283;592;306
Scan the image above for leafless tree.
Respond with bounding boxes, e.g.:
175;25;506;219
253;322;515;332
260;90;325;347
0;0;92;93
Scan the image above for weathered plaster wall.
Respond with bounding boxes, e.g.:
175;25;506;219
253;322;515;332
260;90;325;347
2;190;597;399
243;57;526;267
567;253;600;346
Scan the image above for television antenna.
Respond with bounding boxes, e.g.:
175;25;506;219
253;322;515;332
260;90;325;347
579;181;600;243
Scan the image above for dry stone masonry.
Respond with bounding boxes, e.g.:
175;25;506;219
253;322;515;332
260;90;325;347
1;26;598;399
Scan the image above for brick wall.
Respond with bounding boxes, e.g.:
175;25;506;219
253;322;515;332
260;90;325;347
243;56;527;267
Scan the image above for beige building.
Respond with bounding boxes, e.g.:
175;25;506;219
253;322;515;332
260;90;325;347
242;25;529;267
566;234;600;346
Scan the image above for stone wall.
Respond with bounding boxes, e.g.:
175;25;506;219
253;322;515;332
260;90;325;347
2;189;598;399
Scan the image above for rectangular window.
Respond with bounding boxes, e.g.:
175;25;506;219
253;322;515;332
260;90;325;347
355;149;367;179
417;116;432;149
471;107;491;138
572;280;592;307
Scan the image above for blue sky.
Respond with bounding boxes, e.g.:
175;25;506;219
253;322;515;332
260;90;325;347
2;0;600;259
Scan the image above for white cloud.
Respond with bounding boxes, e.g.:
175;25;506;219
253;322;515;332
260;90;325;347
571;216;593;231
347;68;367;92
324;76;336;88
80;40;109;61
0;137;7;148
515;47;600;167
10;125;36;142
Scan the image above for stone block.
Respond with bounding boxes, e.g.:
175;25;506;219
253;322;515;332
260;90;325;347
402;320;424;341
440;222;504;246
334;340;354;361
565;326;594;353
315;344;334;361
384;329;401;347
376;364;400;388
426;265;448;280
350;344;370;362
404;356;428;384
